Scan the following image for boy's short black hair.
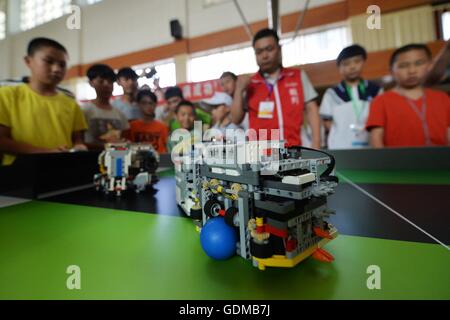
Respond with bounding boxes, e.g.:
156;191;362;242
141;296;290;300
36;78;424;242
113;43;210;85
117;67;138;80
252;28;280;47
337;44;367;65
175;100;196;115
164;86;184;100
137;89;157;104
390;44;432;68
27;37;67;56
87;64;116;82
220;71;237;81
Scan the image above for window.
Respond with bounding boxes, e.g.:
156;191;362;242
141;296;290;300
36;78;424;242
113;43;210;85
187;25;351;82
76;81;124;101
442;11;450;41
281;26;351;67
113;60;176;96
134;60;176;90
188;46;258;82
0;0;5;40
0;11;5;40
86;0;102;5
20;0;72;31
75;60;176;101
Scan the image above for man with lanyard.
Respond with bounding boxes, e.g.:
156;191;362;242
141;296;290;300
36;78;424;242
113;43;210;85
321;45;382;149
231;28;321;149
367;44;450;147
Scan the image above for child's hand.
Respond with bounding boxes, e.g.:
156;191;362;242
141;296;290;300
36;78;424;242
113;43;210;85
42;146;68;153
72;144;88;152
99;129;121;143
103;136;122;143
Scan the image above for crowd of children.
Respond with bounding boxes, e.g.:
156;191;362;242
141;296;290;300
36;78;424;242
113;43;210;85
0;32;449;165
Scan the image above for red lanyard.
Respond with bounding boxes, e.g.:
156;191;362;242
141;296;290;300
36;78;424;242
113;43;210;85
403;93;431;146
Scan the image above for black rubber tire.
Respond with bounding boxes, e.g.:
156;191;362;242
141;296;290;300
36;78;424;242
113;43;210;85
190;208;202;220
224;207;238;227
250;239;273;259
203;199;223;218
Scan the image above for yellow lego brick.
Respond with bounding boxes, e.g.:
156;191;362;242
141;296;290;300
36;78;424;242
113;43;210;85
253;228;338;271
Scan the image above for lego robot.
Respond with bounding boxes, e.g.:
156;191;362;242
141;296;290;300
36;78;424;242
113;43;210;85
175;139;339;270
94;143;159;196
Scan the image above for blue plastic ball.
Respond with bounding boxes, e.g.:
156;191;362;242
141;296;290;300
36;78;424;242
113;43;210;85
200;217;237;260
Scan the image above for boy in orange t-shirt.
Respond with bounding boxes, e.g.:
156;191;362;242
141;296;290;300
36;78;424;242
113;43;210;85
129;90;169;153
366;44;450;147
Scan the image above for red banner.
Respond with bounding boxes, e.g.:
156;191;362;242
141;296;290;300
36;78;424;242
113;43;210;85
81;79;224;105
178;79;223;101
154;78;223;105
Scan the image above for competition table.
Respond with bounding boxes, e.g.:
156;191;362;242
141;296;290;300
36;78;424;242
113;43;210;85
0;148;449;299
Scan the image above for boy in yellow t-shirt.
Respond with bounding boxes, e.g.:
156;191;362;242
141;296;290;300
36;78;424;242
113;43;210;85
0;37;87;166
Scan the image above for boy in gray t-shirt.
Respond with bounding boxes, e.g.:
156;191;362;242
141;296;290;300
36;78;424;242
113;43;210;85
82;64;129;150
112;67;143;120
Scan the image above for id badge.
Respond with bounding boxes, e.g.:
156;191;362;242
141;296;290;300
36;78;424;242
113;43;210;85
258;101;275;119
349;123;365;135
350;123;368;146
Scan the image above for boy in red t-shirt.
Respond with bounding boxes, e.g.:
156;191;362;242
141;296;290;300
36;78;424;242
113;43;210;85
129;90;169;153
366;44;450;147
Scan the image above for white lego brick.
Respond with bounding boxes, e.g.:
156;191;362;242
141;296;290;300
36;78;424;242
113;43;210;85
225;169;240;176
282;173;316;185
211;167;225;174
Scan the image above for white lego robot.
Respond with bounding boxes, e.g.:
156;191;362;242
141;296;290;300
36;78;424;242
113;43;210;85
175;139;339;270
94;143;159;196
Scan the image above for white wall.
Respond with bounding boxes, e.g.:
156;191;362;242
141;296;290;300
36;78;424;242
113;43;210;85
0;37;10;79
0;0;341;79
187;0;342;37
81;0;186;63
6;15;82;79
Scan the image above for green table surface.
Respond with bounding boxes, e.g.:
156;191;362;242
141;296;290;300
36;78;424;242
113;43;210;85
337;169;450;185
0;199;449;300
1;169;449;300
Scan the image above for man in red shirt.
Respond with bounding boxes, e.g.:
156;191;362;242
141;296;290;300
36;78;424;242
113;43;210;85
366;44;450;147
231;28;321;148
